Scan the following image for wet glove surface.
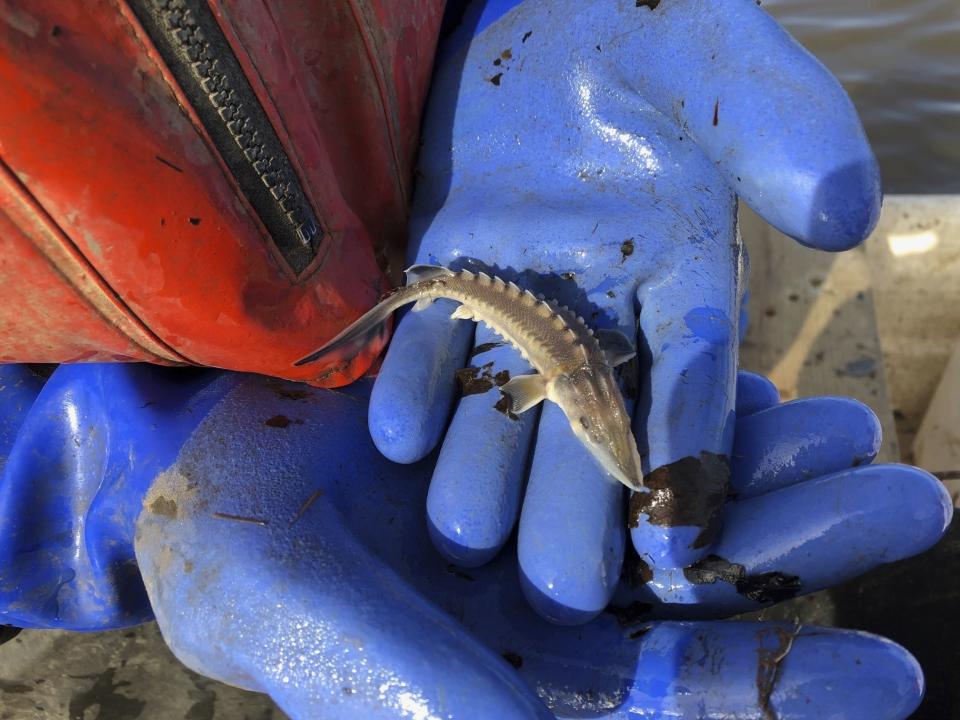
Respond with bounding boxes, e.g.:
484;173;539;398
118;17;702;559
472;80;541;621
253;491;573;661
0;364;949;719
368;0;883;623
136;370;946;719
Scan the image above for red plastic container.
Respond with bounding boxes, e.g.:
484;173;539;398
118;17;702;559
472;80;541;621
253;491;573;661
0;0;443;385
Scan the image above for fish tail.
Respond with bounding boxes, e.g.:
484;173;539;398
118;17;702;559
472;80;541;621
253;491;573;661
294;286;425;366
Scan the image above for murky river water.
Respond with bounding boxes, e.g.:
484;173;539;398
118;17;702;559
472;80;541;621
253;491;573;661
765;0;959;193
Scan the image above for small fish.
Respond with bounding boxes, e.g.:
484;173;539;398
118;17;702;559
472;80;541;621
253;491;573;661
296;265;644;491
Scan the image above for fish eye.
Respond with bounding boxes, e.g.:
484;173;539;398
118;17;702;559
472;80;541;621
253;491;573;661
579;416;601;443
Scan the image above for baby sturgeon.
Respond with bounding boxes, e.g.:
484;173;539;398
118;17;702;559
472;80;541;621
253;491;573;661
295;265;644;491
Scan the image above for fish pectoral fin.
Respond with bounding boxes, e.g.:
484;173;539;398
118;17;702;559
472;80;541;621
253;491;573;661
404;264;454;285
450;304;474;320
596;329;636;367
498;374;547;414
412;298;434;312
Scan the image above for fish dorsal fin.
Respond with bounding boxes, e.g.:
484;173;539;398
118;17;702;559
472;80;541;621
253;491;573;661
405;264;454;285
499;374;547;414
596;329;636;367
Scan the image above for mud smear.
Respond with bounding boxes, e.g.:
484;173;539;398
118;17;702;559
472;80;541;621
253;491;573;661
148;496;178;519
267;382;312;401
836;356;877;378
755;624;801;720
456;362;511;396
471;341;504;358
628;452;729;548
684;555;802;604
739;572;802;603
494;394;520;421
620;238;635;263
264;414;304;428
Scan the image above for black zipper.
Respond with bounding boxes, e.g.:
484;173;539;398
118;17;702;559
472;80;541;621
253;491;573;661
130;0;322;274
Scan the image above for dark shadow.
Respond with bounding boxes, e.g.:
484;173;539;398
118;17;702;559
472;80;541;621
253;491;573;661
124;364;221;412
406;2;489;223
102;559;152;626
25;364;57;381
630;303;652;466
829;515;960;720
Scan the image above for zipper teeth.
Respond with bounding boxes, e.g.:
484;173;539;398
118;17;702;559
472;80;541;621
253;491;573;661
158;0;318;249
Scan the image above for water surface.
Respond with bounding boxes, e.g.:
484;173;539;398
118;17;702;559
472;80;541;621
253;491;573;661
766;0;959;192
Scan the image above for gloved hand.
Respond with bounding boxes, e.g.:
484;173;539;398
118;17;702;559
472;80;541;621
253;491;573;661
0;364;949;719
367;0;883;623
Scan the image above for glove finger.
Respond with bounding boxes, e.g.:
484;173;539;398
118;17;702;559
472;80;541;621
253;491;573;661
621;621;923;720
0;364;223;630
734;370;780;418
427;325;538;567
517;402;626;626
607;0;880;249
622;464;952;617
629;275;739;569
732;397;881;499
368;300;474;463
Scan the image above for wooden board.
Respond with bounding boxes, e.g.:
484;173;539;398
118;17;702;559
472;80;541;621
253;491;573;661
914;337;960;505
738;204;900;462
862;195;960;463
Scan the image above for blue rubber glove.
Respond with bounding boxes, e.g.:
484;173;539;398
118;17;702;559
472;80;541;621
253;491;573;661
0;364;949;719
368;0;882;623
613;371;948;620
